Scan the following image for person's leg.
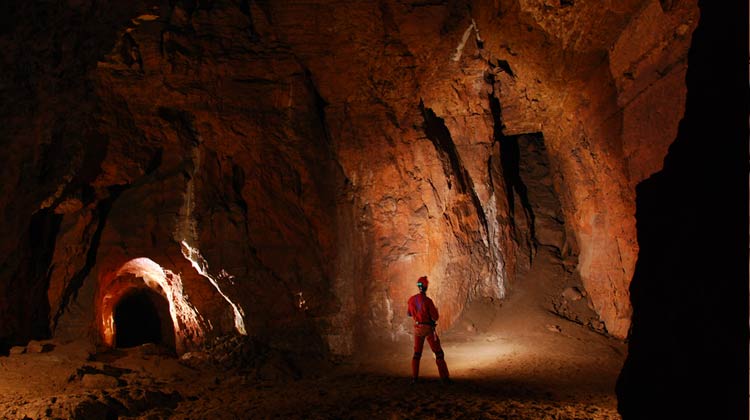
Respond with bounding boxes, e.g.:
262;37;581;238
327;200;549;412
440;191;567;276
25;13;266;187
412;333;426;381
426;331;450;381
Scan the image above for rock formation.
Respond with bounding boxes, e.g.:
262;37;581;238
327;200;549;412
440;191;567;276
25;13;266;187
0;0;699;355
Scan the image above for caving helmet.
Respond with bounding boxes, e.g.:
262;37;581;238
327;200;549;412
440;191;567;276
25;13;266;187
417;276;429;293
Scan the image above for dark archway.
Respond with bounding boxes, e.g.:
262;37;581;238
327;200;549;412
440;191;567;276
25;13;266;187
114;288;175;349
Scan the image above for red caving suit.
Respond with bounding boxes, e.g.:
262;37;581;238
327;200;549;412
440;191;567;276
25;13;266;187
407;292;450;381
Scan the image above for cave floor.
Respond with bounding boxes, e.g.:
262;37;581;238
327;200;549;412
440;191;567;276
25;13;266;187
0;250;627;419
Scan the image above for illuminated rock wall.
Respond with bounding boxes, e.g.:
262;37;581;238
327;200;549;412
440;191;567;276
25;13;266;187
0;0;697;353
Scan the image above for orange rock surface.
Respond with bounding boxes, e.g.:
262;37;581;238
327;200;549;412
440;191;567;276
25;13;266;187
0;0;697;352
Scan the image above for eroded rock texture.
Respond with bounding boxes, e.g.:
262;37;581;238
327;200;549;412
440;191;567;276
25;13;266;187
0;0;698;354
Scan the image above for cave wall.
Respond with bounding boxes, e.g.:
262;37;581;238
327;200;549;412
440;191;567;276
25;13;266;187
616;1;748;417
469;0;698;337
0;0;146;350
53;2;345;354
0;0;699;353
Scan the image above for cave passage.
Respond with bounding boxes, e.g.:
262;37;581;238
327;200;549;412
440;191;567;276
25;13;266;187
515;134;567;253
501;133;574;275
114;288;174;349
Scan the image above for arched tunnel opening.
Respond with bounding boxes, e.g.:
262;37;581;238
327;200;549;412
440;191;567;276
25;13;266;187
113;288;175;350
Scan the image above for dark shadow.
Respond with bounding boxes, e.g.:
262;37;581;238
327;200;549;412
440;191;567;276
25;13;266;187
231;369;617;419
420;101;470;193
499;134;532;224
615;2;748;419
114;288;175;350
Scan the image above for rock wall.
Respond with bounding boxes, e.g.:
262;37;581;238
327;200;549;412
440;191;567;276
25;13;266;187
0;0;698;353
0;0;145;350
616;1;747;417
469;0;698;337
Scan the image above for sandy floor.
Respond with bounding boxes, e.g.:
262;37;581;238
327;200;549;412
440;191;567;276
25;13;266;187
0;249;627;419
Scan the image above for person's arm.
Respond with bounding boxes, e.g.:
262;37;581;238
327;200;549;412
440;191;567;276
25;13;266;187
429;298;439;321
407;297;413;317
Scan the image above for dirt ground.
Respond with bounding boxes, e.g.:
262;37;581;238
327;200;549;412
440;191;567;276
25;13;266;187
0;249;627;419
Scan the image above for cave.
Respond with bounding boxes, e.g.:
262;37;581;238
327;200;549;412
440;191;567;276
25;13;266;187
501;133;574;268
113;288;174;350
0;1;746;419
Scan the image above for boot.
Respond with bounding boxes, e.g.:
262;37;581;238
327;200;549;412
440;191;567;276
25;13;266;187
411;357;420;383
436;359;451;383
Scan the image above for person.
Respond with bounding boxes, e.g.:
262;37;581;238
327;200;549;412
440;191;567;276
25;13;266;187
407;276;450;384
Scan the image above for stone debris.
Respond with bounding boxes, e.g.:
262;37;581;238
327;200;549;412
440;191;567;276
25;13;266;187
26;340;55;353
191;335;303;381
562;286;584;302
81;373;119;389
9;346;25;356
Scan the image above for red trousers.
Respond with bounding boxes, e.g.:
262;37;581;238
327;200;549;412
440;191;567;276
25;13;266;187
412;325;450;380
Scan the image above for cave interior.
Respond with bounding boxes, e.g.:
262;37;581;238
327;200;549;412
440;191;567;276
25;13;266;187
0;0;746;419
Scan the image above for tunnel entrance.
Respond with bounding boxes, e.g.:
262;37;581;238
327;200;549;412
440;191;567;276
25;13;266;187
499;133;605;333
501;133;575;270
113;288;175;349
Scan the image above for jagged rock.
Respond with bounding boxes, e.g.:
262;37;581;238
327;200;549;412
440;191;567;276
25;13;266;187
546;324;562;333
9;346;25;356
25;341;42;353
81;374;119;389
178;351;212;369
10;387;182;420
562;287;584;302
26;340;55;353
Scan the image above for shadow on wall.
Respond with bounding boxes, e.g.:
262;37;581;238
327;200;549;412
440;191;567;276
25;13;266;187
616;2;748;419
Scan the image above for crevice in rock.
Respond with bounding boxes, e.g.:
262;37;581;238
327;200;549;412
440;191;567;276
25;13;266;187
0;206;63;352
231;163;248;213
501;134;536;269
27;209;63;339
493;59;515;78
253;0;273;25
419;101;488;237
145;148;164;175
420;101;467;193
52;185;127;331
503;134;538;247
237;0;261;42
36;126;68;184
157;107;201;148
658;0;675;12
119;33;143;72
304;68;332;145
489;92;536;261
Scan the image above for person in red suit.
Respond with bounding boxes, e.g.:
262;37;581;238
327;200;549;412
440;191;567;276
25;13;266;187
407;276;451;384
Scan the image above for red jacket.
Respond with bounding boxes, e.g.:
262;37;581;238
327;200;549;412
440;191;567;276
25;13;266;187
407;293;439;324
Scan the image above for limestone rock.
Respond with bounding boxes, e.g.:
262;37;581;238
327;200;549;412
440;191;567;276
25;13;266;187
9;346;25;356
562;287;584;302
81;373;119;389
26;340;55;353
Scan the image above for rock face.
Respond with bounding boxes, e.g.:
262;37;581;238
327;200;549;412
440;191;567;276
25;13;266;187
0;0;698;354
616;2;747;418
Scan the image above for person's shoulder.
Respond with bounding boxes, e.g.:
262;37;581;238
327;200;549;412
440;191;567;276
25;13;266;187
407;294;417;302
